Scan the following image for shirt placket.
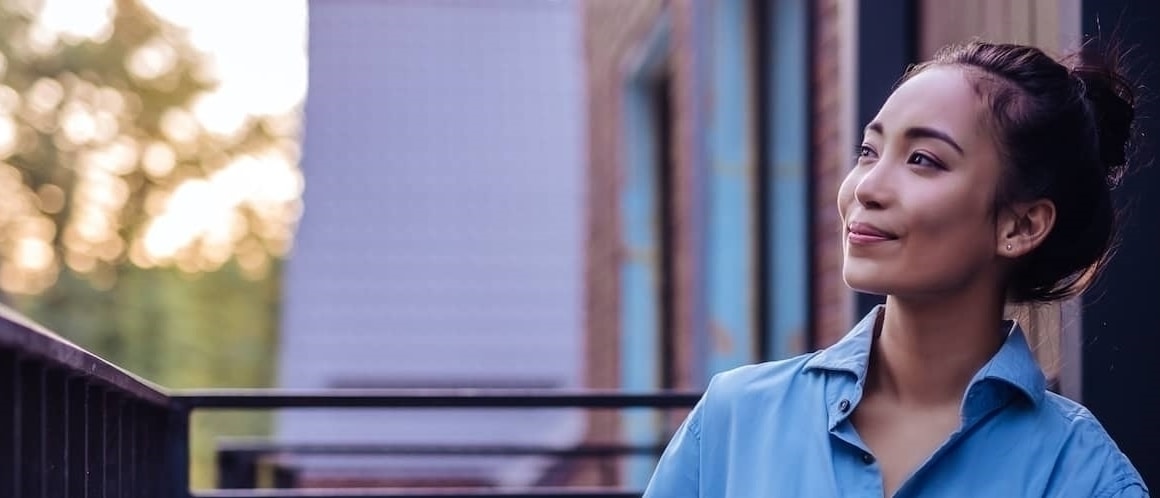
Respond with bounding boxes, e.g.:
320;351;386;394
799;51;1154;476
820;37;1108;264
827;380;884;497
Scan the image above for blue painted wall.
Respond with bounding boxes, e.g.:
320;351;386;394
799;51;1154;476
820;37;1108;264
618;14;671;488
705;0;758;379
765;0;810;360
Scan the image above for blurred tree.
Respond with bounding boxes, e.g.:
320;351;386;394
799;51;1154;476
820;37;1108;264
0;0;305;487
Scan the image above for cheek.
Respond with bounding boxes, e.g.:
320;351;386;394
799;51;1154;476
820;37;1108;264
905;188;996;262
909;186;990;233
836;169;859;217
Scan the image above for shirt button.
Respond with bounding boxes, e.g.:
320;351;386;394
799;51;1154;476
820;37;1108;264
838;399;851;413
862;452;875;464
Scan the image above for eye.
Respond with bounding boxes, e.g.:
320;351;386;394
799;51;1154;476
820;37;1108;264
855;144;876;160
907;151;944;169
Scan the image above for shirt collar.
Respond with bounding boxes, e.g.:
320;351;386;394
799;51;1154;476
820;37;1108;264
803;305;1046;406
803;305;879;380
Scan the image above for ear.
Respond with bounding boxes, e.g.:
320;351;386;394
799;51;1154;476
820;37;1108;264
996;199;1056;258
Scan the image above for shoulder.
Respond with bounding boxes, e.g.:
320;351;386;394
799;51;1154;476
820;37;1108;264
678;353;830;453
695;352;826;420
704;352;821;398
1039;391;1130;454
1036;392;1148;496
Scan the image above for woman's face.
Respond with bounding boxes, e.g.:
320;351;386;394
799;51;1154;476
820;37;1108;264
838;66;1007;300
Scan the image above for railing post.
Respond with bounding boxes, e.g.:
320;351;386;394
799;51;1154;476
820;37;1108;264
273;465;299;488
217;449;258;489
166;401;191;498
144;405;167;498
105;391;121;498
133;403;150;498
0;350;17;497
87;385;105;498
66;377;86;498
126;401;138;498
19;359;43;498
44;368;66;498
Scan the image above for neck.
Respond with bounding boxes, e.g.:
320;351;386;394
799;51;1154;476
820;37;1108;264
869;290;1007;408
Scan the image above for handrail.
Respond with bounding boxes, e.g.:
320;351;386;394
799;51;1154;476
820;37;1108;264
194;488;643;498
213;440;670;489
0;304;170;407
172;389;701;409
216;440;667;458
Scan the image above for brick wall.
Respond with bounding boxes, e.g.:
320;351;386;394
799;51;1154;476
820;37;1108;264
582;0;859;381
810;0;857;347
578;0;857;483
580;0;690;486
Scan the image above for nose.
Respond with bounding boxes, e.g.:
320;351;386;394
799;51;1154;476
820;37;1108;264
853;160;893;210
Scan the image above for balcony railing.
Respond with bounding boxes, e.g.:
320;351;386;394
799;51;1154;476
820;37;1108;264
0;304;180;498
0;305;698;498
213;440;669;489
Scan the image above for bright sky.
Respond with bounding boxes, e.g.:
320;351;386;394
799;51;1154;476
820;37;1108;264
137;0;309;130
2;0;309;293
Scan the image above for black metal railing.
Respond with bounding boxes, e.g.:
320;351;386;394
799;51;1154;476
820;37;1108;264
175;389;698;498
213;439;669;489
0;305;700;498
0;304;182;498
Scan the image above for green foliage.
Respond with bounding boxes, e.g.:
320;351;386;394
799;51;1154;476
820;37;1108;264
0;0;299;489
14;261;281;389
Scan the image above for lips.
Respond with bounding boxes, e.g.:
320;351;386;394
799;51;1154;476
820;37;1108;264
847;221;898;244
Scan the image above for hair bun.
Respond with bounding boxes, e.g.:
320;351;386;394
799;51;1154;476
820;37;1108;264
1069;43;1137;185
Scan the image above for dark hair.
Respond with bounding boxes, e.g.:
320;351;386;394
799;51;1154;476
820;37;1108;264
901;39;1138;303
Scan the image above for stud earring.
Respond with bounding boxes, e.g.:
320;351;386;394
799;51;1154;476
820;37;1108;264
1006;243;1013;251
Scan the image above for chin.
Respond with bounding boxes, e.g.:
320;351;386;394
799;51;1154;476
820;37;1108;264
842;261;895;296
843;277;892;296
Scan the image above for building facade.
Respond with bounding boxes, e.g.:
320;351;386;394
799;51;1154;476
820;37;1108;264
580;0;851;486
581;0;1160;487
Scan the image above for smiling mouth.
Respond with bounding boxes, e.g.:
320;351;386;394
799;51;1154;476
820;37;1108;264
847;222;898;245
848;232;896;244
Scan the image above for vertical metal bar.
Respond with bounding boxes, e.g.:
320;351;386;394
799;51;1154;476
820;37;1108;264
137;406;151;498
67;377;86;498
149;403;165;496
140;406;151;498
217;449;258;489
87;385;104;498
20;360;44;498
165;404;191;498
273;465;298;488
216;449;233;488
116;397;125;498
117;397;130;496
105;391;120;498
125;401;135;497
136;403;153;496
44;369;67;498
0;350;18;496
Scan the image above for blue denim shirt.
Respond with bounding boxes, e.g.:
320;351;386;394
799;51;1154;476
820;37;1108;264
644;307;1148;497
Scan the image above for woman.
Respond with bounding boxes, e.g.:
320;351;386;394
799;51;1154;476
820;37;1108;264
643;40;1148;497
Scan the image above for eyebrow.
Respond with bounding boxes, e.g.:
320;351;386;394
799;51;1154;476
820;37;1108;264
865;122;964;156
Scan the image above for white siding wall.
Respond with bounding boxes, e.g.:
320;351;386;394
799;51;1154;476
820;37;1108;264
277;0;584;485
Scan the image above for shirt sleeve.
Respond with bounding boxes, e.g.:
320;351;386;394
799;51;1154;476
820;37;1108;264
642;397;704;498
1101;482;1149;498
